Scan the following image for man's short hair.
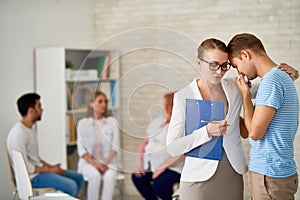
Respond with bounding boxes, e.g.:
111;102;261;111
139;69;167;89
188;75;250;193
228;33;266;58
17;93;40;116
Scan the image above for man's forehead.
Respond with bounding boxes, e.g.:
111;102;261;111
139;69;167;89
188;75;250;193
35;99;41;105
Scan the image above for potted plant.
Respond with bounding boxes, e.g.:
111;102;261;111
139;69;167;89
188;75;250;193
65;60;74;80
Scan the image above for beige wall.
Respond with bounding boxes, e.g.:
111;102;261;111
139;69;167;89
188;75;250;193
93;0;300;196
0;0;93;198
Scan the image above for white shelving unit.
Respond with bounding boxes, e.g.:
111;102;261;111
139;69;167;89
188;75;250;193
35;47;120;169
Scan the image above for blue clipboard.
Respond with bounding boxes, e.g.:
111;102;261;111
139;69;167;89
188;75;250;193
185;99;224;160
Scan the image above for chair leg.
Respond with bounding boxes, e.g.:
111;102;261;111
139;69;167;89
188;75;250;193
117;178;127;200
11;190;17;200
172;182;180;200
80;179;88;200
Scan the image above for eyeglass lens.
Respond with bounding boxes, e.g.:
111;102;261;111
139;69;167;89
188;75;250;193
200;58;230;71
210;62;230;71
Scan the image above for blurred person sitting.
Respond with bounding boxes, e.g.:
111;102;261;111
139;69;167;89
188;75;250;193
77;91;120;200
132;92;184;200
7;93;84;197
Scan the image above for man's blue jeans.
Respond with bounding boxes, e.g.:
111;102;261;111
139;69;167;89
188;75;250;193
31;170;84;197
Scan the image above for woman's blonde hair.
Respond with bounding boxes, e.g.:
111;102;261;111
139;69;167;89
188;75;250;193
86;90;109;118
197;38;228;59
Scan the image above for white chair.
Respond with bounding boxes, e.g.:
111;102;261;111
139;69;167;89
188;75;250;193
116;151;127;200
172;188;180;200
12;150;76;200
115;172;126;200
81;148;127;200
82;172;126;200
30;193;78;200
172;182;180;200
12;150;36;199
7;147;58;200
6;148;17;200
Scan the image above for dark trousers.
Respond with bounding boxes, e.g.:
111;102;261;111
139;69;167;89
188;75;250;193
132;169;180;200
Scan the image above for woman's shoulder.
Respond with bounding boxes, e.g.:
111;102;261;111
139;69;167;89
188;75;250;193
78;117;93;125
150;115;165;125
175;79;197;99
105;116;115;120
104;116;118;124
147;115;165;134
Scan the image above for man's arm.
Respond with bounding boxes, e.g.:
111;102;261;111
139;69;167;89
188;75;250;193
239;117;249;139
40;160;51;167
241;93;275;140
34;163;64;175
237;75;276;141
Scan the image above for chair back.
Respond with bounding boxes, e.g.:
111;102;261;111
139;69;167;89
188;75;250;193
12;150;34;200
6;147;17;188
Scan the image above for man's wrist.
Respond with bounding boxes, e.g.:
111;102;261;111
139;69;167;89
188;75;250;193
242;91;251;100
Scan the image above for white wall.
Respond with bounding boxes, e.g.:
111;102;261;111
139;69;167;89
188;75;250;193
0;0;93;198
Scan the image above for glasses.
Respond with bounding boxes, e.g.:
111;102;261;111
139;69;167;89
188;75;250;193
200;58;231;71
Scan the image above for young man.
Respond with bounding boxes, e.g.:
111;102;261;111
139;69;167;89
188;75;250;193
228;33;299;199
7;93;84;197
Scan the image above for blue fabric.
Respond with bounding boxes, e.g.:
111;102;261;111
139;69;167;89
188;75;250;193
31;170;84;197
132;169;180;200
250;67;299;178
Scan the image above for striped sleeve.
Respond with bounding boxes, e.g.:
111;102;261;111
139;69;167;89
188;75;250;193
256;73;284;110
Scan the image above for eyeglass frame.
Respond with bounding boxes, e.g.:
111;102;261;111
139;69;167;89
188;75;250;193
199;58;232;72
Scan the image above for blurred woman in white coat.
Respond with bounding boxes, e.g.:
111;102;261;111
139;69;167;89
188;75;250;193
77;91;120;200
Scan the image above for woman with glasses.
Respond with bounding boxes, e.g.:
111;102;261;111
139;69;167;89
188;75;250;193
77;91;120;200
166;38;297;200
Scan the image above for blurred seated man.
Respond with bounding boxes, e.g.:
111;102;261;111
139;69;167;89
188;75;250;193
7;93;84;197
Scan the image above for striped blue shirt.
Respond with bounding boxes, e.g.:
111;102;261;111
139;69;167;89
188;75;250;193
249;67;299;178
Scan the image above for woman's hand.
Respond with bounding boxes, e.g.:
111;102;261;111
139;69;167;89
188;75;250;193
278;63;299;80
95;162;108;175
133;163;145;177
206;120;228;136
152;167;166;179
